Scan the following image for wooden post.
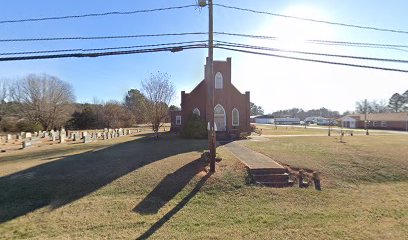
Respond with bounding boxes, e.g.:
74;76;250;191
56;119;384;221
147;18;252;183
313;171;321;191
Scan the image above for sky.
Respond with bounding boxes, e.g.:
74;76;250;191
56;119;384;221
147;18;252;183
0;0;407;114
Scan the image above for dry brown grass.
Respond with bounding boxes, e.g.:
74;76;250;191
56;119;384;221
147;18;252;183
0;131;407;239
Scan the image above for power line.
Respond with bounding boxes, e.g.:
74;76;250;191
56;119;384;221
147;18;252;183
214;31;408;53
0;44;207;62
0;5;198;24
214;32;408;49
0;40;208;56
215;41;408;64
2;30;406;53
0;32;208;42
215;4;408;35
216;46;408;73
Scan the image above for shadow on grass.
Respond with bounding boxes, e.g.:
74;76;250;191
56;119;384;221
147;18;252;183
134;157;208;215
136;172;212;240
0;134;207;224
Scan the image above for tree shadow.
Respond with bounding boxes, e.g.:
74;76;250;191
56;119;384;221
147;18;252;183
134;157;208;215
0;134;207;224
136;172;212;240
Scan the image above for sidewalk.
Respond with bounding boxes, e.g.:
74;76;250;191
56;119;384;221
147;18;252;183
224;141;284;170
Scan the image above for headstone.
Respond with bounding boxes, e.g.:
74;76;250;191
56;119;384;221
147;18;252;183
22;140;32;149
51;135;56;142
25;132;32;139
82;135;91;143
59;134;65;143
6;134;12;143
127;129;132;135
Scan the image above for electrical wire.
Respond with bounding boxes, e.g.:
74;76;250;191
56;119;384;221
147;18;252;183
215;40;408;64
0;32;208;42
0;40;208;56
0;5;198;24
215;4;408;35
215;45;408;73
0;44;207;62
214;32;408;53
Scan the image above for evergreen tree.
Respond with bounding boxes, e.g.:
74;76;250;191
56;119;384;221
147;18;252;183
388;93;404;112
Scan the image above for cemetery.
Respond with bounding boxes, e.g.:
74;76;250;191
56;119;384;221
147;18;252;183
0;127;142;153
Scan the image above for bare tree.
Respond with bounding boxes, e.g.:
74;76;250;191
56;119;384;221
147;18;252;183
0;80;8;120
9;74;75;130
142;72;175;138
102;100;132;128
0;80;7;103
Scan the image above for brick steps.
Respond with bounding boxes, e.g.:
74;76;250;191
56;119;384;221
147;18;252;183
249;168;293;188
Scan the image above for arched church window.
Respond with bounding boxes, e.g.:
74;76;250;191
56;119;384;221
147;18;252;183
232;108;239;126
215;72;223;89
193;108;200;116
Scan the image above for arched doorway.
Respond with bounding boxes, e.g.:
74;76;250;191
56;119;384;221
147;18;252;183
214;104;226;131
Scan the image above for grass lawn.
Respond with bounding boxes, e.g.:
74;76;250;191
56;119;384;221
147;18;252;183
255;124;400;136
1;131;408;239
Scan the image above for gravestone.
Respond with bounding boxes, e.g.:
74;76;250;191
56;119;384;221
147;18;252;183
127;129;132;135
82;135;91;143
59;134;65;143
25;132;32;139
22;140;32;149
81;131;88;139
6;134;12;143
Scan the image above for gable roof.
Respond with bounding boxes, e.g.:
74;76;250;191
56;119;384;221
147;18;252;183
188;79;205;95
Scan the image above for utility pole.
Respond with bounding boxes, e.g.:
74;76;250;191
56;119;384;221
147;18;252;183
364;99;369;135
201;0;216;172
327;118;331;136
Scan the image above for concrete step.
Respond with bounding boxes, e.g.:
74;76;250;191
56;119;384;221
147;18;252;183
256;180;294;188
250;168;287;175
252;173;289;182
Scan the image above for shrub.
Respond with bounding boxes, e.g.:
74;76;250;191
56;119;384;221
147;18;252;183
16;120;43;132
0;118;17;132
181;114;207;139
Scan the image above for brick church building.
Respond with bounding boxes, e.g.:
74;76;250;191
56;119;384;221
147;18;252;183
170;57;251;138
